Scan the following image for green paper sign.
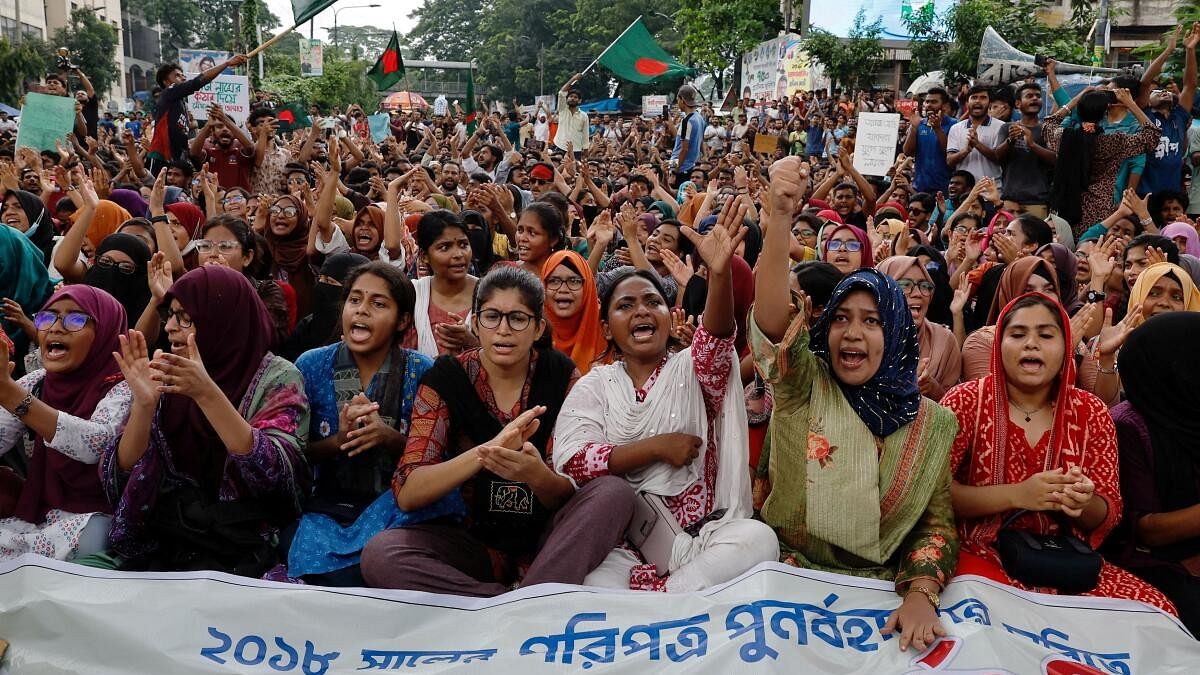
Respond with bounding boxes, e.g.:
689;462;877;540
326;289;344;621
16;93;77;152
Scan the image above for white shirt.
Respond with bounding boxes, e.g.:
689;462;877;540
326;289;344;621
946;116;1007;183
533;118;550;141
553;91;590;151
0;118;16;134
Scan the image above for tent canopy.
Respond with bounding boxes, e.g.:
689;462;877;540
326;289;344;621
381;91;429;111
578;98;623;113
0;102;19;116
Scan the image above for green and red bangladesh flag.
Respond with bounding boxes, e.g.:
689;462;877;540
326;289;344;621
275;102;310;134
596;17;694;84
291;0;336;26
367;29;405;91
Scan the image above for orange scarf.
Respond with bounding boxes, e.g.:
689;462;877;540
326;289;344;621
541;250;607;374
72;200;132;249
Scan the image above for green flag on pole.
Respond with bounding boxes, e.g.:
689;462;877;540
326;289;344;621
290;0;336;25
596;17;694;84
367;30;405;91
464;69;477;135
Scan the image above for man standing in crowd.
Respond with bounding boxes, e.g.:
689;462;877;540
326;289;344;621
147;52;249;175
671;84;706;186
189;105;256;191
998;82;1056;217
903;86;955;196
554;72;589;156
947;85;1007;184
1139;25;1198;196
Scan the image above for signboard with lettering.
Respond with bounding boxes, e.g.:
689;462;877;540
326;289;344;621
853;112;901;176
188;74;251;130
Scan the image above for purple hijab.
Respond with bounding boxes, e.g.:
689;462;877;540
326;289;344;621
1037;243;1081;312
107;189;150;219
16;285;126;523
158;266;274;490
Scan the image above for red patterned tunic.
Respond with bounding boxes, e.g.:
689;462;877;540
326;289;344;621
941;379;1176;613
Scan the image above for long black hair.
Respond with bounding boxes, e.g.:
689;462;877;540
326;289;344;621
1050;91;1108;228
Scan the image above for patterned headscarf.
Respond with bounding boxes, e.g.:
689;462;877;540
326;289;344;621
810;268;920;437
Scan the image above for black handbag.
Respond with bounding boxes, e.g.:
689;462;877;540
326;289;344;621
995;509;1102;594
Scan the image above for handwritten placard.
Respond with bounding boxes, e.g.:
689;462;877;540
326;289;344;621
188;74;251;131
642;95;669;117
753;132;782;156
852;112;900;176
15;92;77;152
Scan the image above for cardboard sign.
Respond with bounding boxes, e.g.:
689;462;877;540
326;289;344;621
852;112;900;176
642;95;669;117
300;39;323;77
188;74;251;131
367;113;391;143
753;132;783;155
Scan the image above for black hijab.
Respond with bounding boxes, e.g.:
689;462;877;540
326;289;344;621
10;189;53;264
907;244;953;327
1119;313;1200;538
83;233;151;328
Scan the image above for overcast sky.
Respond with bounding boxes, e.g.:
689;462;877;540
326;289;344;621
263;0;419;41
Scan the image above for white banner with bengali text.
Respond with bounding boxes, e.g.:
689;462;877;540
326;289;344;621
0;554;1196;674
188;74;251;131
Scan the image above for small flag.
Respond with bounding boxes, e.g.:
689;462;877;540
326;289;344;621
464;69;477;135
275;102;311;134
367;30;405;91
596;17;694;85
290;0;336;25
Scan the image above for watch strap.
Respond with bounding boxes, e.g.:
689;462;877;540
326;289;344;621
13;393;33;418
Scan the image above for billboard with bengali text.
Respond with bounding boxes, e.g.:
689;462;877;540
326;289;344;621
741;34;829;101
805;0;958;40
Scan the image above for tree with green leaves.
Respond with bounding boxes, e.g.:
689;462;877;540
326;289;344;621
261;53;380;111
902;0;1095;83
675;0;778;94
1130;1;1200;82
126;0;280;60
801;9;885;92
241;0;260;86
405;0;485;61
328;25;399;62
51;9;121;98
0;38;49;105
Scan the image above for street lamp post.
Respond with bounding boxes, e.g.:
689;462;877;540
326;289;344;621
334;3;382;60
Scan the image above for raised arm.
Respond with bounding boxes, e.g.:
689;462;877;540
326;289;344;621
757;157;810;341
1138;25;1182;109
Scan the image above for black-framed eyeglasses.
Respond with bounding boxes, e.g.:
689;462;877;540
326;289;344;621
545;276;584;291
33;310;91;332
793;228;816;239
158;306;194;328
896;279;936;296
531;178;552;186
222;194;246;205
826;239;862;252
194;239;241;254
96;255;137;275
909;208;928;216
269;206;299;218
476;308;536;331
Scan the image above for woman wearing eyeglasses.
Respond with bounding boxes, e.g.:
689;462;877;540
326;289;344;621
361;266;634;595
877;256;962;400
83;233;152;330
0;286;130;562
820;223;873;276
541;249;606;375
101;265;310;574
258;192;315;318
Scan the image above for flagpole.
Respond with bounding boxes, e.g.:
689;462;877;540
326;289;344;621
581;16;644;77
246;22;301;59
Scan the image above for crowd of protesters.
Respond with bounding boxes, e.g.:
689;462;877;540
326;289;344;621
2;23;1200;651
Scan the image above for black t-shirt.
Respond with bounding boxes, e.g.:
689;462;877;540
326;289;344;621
82;96;99;139
150;75;210;162
1000;122;1052;204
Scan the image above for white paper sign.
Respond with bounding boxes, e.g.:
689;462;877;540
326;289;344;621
433;94;449;117
853;112;901;176
188;74;251;131
0;554;1196;674
642;95;669;117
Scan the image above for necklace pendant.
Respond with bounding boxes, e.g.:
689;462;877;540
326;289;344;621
1024;414;1032;423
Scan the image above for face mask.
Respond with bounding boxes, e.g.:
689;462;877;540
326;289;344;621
312;281;343;314
582;204;601;225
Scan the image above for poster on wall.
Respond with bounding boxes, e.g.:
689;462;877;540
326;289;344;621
740;33;829;101
805;0;957;40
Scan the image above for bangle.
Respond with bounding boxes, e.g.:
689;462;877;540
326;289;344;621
1096;364;1118;375
1139;217;1153;226
12;392;33;418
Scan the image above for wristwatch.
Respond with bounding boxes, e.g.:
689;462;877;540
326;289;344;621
150;214;170;224
906;586;941;609
1085;289;1106;304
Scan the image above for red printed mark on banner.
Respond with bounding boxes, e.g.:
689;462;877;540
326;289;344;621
914;638;959;669
634;58;669;77
1043;657;1106;675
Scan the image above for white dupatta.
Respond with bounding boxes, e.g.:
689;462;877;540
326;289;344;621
553;342;752;520
411;276;439;358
